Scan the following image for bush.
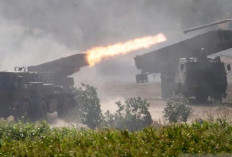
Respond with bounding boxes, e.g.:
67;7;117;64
73;83;102;129
1;120;232;156
102;97;153;130
72;84;152;130
164;95;192;122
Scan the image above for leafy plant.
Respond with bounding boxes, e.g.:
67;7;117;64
102;97;153;130
72;83;102;129
164;95;192;122
0;120;232;156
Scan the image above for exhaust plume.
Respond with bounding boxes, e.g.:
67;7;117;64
86;33;167;66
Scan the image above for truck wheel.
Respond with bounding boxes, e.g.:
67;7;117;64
57;103;65;118
57;96;75;119
37;99;47;120
213;93;223;103
196;95;208;103
0;100;13;119
29;98;47;121
12;100;30;121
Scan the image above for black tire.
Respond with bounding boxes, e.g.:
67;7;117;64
196;95;208;103
213;93;223;103
12;100;30;121
57;103;65;118
57;96;75;119
37;99;48;120
29;97;47;121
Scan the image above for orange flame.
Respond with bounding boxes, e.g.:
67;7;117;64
86;33;167;66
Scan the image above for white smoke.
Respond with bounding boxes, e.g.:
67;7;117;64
0;16;71;71
0;0;231;78
0;1;232;126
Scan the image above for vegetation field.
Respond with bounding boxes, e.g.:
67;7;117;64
0;120;232;156
0;83;231;156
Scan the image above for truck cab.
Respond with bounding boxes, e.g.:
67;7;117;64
175;57;228;102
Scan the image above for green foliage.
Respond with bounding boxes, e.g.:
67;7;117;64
102;97;153;131
73;83;102;129
72;84;151;130
0;120;232;156
164;95;192;122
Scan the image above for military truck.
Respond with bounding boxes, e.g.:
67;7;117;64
0;53;88;120
175;56;229;102
135;19;232;102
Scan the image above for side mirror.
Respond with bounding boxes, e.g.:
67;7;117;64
227;64;231;71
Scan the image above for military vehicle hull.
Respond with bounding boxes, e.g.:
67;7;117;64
134;30;232;102
0;53;88;120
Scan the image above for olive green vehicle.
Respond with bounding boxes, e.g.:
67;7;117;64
135;19;232;102
175;56;229;102
0;54;88;120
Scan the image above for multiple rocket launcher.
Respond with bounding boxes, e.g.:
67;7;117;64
27;33;167;76
134;19;232;101
27;19;231;79
27;19;232;87
28;53;89;77
0;17;231;120
0;19;231;106
134;29;232;74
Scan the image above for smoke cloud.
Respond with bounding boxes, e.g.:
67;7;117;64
0;0;231;80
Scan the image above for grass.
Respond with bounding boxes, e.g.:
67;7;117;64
0;120;232;156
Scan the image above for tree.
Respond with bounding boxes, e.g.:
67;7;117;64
103;97;153;131
73;83;102;129
164;95;192;123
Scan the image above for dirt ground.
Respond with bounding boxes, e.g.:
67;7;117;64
97;81;232;122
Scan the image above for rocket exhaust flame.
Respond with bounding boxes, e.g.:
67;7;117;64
86;33;167;66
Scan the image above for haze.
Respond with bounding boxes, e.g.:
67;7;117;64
0;0;231;82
